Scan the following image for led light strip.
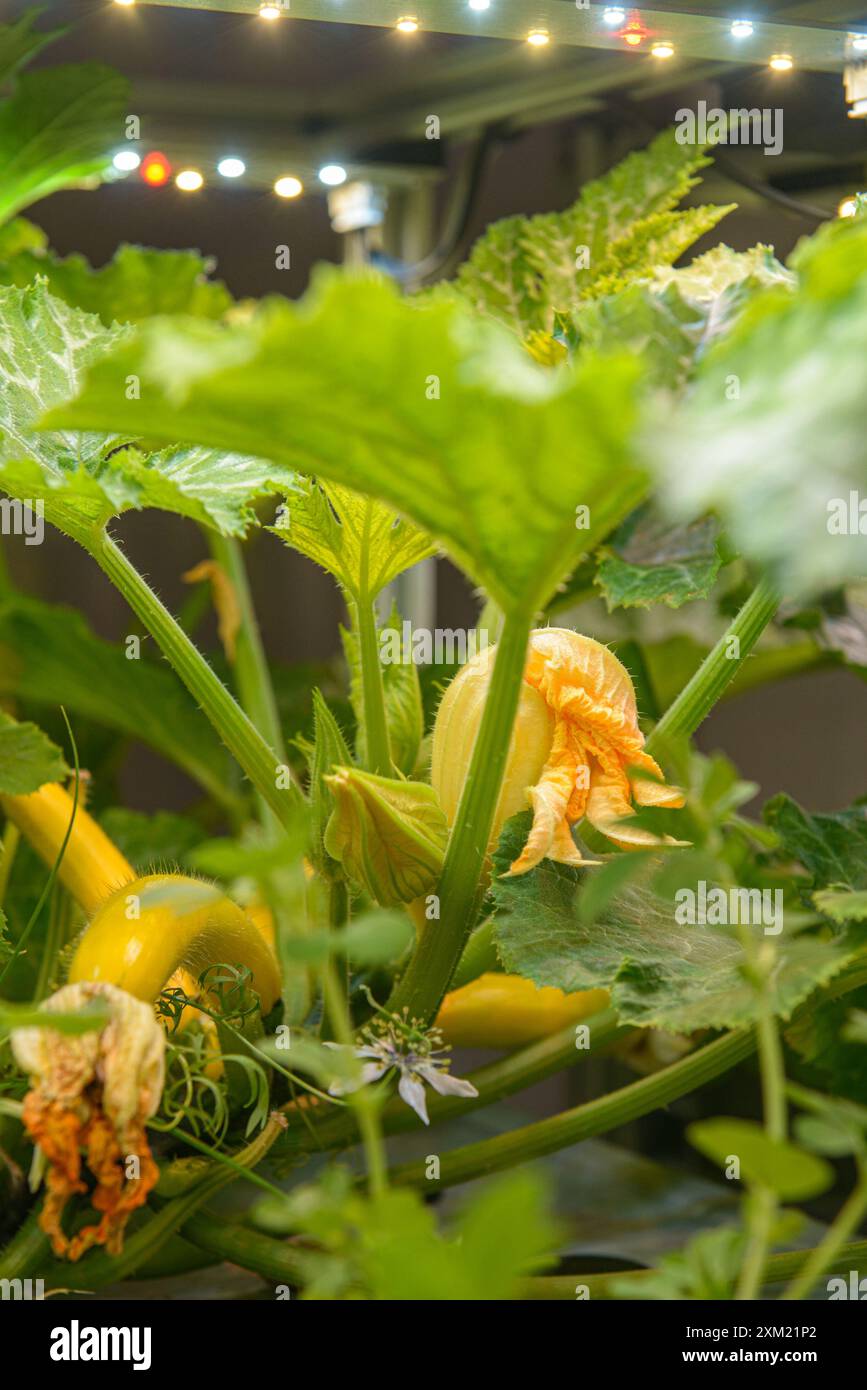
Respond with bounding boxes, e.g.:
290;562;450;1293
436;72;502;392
112;0;867;75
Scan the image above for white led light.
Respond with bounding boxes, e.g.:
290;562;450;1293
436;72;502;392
319;164;348;187
851;33;867;53
396;15;419;31
217;157;246;178
468;0;490;10
769;53;794;71
730;20;754;39
651;42;675;60
176;169;204;192
527;29;550;47
602;7;625;24
113;0;136;7
274;175;303;198
258;2;282;19
112;149;141;172
838;197;859;218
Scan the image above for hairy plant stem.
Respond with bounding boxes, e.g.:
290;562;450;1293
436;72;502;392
207;532;287;792
388;1027;757;1191
388;609;532;1023
351;594;392;776
0;821;19;908
646;575;780;754
321;955;387;1199
782;1161;867;1301
89;531;302;830
33;883;72;1001
523;1239;867;1301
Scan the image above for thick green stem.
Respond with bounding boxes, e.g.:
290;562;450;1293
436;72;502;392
388;1027;757;1191
782;1164;867;1301
0;1211;50;1281
451;918;499;990
388;610;532;1023
646;575;780;754
207;533;286;765
523;1239;867;1301
181;1208;305;1285
89;531;302;830
352;595;393;776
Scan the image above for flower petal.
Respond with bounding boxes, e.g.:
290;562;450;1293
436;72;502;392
398;1072;430;1125
416;1063;479;1100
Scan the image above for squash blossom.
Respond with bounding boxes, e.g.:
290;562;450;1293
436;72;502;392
11;981;165;1261
432;627;685;876
324;766;448;905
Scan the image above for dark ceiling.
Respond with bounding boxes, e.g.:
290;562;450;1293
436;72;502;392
8;1;867;299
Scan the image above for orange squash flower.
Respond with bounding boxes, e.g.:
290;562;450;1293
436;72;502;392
11;981;165;1261
433;627;686;876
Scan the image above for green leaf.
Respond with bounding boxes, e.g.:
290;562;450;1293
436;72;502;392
610;1224;747;1301
338;910;413;966
813;888;867;924
764;794;867;892
308;687;354;877
0;595;238;810
451;128;731;338
0;243;233;325
651;215;867;596
273;477;434;601
687;1117;835;1200
45;270;646;616
0;12;59;88
0;998;110;1039
595;507;722;610
98;808;209;873
789;1080;867;1157
0;60;128;226
0;709;68;794
0;282;295;542
491;813;864;1032
572;246;792;392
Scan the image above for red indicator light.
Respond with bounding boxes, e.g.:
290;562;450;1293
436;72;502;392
619;9;648;46
140;151;171;186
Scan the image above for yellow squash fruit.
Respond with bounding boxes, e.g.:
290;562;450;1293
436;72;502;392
1;782;136;915
69;873;282;1015
437;973;609;1049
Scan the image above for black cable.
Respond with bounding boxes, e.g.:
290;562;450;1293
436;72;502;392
380;123;505;287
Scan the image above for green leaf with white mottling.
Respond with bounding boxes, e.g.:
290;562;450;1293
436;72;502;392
491;812;865;1033
0;243;233;325
45;270;647;616
451;128;733;338
0;282;294;541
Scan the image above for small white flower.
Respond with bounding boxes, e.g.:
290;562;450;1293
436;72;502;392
326;1015;478;1125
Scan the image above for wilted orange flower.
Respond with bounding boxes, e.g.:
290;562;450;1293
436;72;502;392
433;627;686;877
11;981;165;1261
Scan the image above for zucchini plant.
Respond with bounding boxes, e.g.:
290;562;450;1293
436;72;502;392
1;11;866;1301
